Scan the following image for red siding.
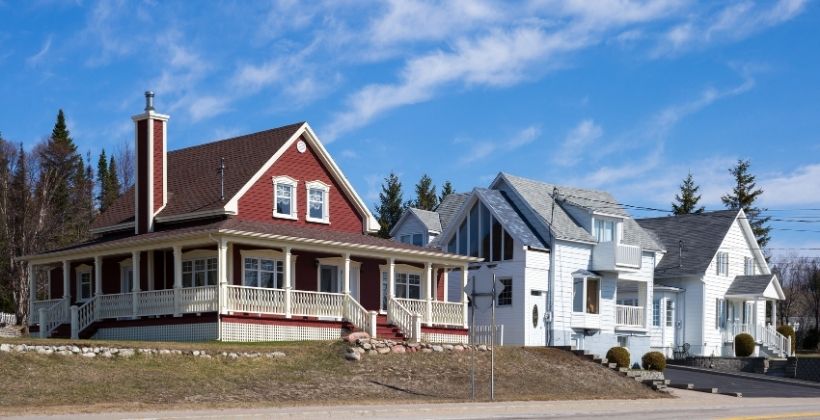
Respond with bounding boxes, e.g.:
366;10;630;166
358;257;383;311
153;120;164;212
237;136;364;233
136;119;149;234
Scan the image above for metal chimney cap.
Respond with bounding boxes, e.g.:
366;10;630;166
144;91;155;111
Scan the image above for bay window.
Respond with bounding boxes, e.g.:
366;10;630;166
273;176;298;219
572;275;600;314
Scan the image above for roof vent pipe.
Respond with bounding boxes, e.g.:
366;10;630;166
144;91;155;111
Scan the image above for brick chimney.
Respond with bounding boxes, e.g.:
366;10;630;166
132;91;169;234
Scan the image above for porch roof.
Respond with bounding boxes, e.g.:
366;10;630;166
725;274;784;300
23;218;480;265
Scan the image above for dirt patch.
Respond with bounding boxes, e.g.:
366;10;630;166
0;341;662;415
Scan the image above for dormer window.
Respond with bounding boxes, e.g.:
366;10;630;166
273;176;298;220
592;218;615;243
306;180;330;224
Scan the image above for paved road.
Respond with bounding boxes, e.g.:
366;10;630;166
8;390;820;420
665;366;820;398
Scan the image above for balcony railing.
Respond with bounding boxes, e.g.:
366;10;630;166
592;242;641;271
615;304;646;329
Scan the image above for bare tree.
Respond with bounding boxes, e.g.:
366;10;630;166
774;256;808;326
115;139;134;191
804;260;820;331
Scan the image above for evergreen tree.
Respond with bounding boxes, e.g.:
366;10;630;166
97;150;110;211
107;156;121;205
412;174;438;211
440;180;455;203
721;159;771;249
40;109;81;246
672;172;704;215
375;172;405;238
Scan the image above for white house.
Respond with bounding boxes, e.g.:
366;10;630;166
637;210;790;358
395;173;666;365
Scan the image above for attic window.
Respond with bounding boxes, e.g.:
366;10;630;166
306;180;330;224
273;176;298;220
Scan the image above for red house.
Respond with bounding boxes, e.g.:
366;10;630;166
24;92;475;343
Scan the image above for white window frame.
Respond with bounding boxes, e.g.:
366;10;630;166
665;298;674;327
75;264;93;302
316;257;360;296
744;257;754;275
592;218;616;243
572;275;601;314
272;176;298;220
305;180;330;224
379;264;424;311
652;299;661;327
716;252;729;276
240;249;297;289
400;233;425;246
181;249;218;288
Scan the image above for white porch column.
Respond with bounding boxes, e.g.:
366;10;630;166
94;256;103;297
771;299;778;326
424;262;433;327
284;246;292;319
462;265;469;329
638;282;648;329
62;260;70;302
388;258;396;299
172;245;183;317
443;268;449;302
131;251;141;318
217;238;228;314
27;263;35;325
343;253;351;295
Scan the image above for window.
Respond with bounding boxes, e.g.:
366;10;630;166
319;265;339;293
572;276;600;314
481;203;492;258
395;273;421;299
715;298;726;329
497;278;512;306
665;299;674;327
120;266;133;293
244;257;283;288
400;233;424;246
716;252;729;276
653;299;661;327
450;201;515;262
468;205;479;257
744;257;754;275
77;270;92;301
306;181;330;223
273;176;297;219
182;257;217;287
593;219;615;243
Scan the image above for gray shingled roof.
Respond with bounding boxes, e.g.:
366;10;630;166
436;193;468;233
474;188;548;250
407;208;442;233
726;274;775;296
636;210;739;278
499;173;664;252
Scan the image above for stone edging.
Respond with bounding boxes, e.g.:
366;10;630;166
343;335;490;361
0;343;285;360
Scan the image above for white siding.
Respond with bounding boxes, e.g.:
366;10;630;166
391;215;431;245
468;240;527;345
550;240;593;347
524;248;550;346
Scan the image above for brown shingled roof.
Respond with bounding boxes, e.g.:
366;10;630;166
91;122;304;230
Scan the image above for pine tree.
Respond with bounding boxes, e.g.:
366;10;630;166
672;172;704;215
375;172;405;238
440;180;454;203
97;150;110;211
107;156;121;205
40;109;81;246
412;174;438;211
721;159;771;249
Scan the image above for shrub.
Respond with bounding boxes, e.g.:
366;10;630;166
803;329;820;351
735;333;755;357
606;346;630;368
641;351;666;371
777;325;796;353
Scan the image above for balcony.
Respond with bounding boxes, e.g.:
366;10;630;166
615;304;646;330
570;312;600;330
592;242;641;272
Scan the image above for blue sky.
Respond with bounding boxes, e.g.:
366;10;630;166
1;0;819;257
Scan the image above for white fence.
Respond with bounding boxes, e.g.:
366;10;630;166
615;305;646;328
0;312;16;325
469;324;504;346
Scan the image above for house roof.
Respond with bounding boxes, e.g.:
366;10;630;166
27;217;476;263
473;188;548;250
497;173;664;252
436;193;469;233
409;208;442;233
91;122;305;230
636;210;739;278
725;274;784;300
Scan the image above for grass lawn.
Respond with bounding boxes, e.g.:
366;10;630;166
0;339;663;415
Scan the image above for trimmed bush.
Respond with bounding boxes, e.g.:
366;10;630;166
606;346;630;368
641;351;666;371
735;333;755;357
777;325;796;353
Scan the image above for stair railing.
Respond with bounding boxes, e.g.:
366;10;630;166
387;297;421;343
38;298;69;338
343;294;376;337
71;297;97;339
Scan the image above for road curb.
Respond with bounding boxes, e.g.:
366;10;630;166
666;365;820;390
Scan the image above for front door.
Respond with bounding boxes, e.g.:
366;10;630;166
319;265;339;293
529;290;548;346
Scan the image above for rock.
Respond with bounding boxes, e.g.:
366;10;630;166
81;352;96;358
0;343;10;352
228;352;239;359
407;342;420;349
453;345;464;352
70;346;81;354
345;351;361;361
366;349;376;355
58;350;73;356
192;350;200;357
159;349;171;355
346;331;370;344
431;345;444;352
361;342;372;350
391;345;406;354
478;345;488;352
271;351;286;358
101;351;113;358
421;348;433;353
118;349;135;358
376;347;391;355
442;344;454;351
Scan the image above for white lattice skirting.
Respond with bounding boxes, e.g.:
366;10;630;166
220;322;344;342
92;323;218;342
421;332;469;344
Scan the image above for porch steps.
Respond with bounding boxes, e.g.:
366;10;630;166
48;323;72;339
766;359;788;377
341;315;406;340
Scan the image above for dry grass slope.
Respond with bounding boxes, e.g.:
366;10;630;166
0;340;662;415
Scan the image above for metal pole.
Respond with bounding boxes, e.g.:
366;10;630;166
470;275;476;400
491;272;496;401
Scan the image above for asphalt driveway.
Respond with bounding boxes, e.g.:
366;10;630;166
665;366;820;398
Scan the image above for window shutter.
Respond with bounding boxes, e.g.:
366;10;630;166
715;298;720;329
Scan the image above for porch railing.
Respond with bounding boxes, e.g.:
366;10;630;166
178;286;218;313
225;285;285;315
97;293;133;319
615;304;646;328
396;298;465;327
29;298;64;325
344;294;376;337
722;321;792;357
72;298;96;339
38;298;69;338
291;290;345;318
388;297;420;342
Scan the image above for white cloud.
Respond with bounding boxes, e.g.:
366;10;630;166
553;119;602;166
459;125;541;165
760;164;820;206
188;96;231;122
26;35;52;67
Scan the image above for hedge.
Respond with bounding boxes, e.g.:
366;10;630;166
606;346;630;369
641;351;666;371
735;333;755;357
